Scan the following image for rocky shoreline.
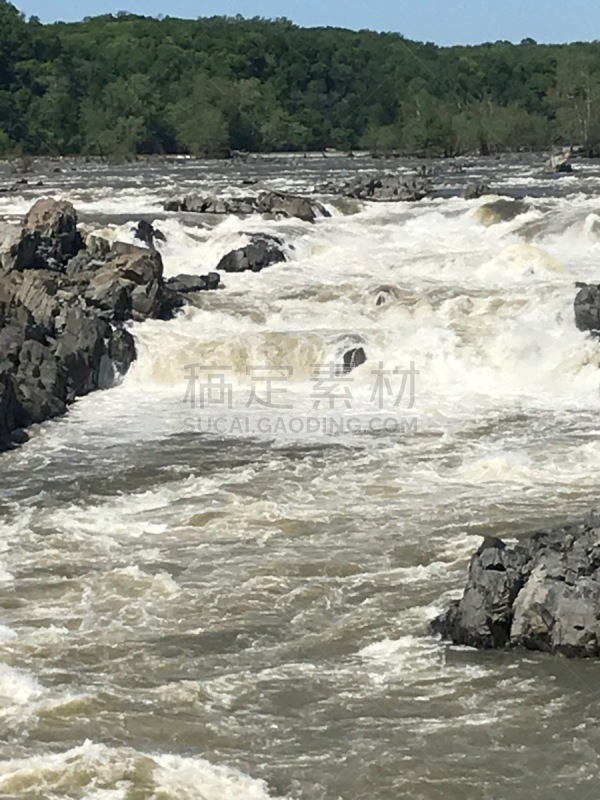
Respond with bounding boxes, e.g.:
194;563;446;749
0;198;188;451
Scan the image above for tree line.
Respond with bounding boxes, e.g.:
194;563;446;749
1;1;600;159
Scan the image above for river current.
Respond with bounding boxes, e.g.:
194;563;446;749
1;154;600;799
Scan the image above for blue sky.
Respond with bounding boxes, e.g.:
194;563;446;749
15;0;600;45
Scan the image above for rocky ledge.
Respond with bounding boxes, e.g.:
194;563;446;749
0;198;183;451
432;512;600;658
164;190;330;223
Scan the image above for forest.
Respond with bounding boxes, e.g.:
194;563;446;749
1;0;600;158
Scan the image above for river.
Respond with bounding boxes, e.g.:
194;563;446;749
0;153;600;799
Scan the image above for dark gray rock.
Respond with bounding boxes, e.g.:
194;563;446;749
324;170;432;202
164;195;255;215
134;220;166;250
342;347;367;374
217;234;287;273
166;273;221;293
23;198;84;270
164;191;330;222
82;247;174;322
431;537;528;649
574;282;600;333
432;512;600;657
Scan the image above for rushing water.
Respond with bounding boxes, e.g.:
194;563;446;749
1;153;600;799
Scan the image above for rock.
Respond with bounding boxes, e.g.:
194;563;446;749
371;285;399;307
21;198;84;269
166;273;221;293
164;195;256;215
0;374;19;449
0;222;23;272
256;191;330;222
0;198;185;452
325;171;432;202
83;247;174;322
574;282;600;333
134;220;166;250
9;428;29;446
164;191;330;222
15;338;68;424
432;512;600;657
463;183;491;200
341;347;367;374
431;537;528;649
475;199;529;226
217;234;288;273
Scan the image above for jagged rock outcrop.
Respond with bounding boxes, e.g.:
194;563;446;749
256;191;330;222
432;511;600;657
216;234;288;273
164;191;330;222
322;170;432;202
164;195;256;215
0;198;185;451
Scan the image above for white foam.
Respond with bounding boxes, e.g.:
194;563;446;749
0;742;279;800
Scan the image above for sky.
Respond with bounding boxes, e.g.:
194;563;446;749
14;0;600;46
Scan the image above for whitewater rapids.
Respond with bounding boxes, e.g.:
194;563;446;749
1;153;600;799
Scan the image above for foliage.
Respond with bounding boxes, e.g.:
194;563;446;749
1;1;600;157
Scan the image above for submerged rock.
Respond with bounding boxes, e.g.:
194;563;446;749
217;234;288;273
475;199;529;226
432;511;600;658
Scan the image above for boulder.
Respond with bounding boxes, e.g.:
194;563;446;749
574;282;600;333
475;199;529;226
256;191;331;222
21;198;84;269
217;234;287;273
342;347;367;374
432;512;600;657
166;273;221;293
